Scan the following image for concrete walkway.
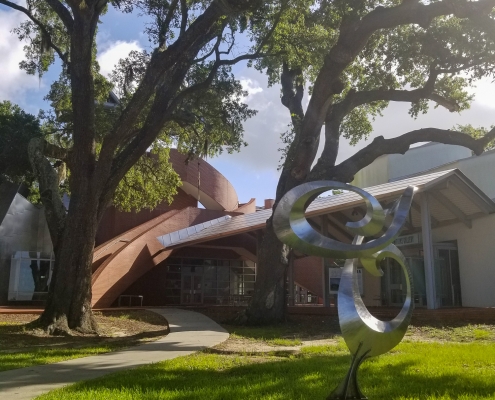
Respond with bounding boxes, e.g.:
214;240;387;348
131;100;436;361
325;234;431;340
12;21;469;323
0;308;229;400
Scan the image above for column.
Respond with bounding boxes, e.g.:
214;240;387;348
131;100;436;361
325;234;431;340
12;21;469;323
321;216;330;307
420;193;437;309
288;252;295;307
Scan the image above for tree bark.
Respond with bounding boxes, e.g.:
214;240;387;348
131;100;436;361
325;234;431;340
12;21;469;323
33;6;101;334
244;223;289;324
39;196;100;334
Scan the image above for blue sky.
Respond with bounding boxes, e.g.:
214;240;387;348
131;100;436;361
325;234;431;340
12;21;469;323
1;3;494;206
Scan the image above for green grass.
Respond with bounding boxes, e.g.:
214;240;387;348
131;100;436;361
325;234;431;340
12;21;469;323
228;325;303;341
37;341;495;400
227;323;327;347
0;344;127;372
0;310;169;371
406;324;495;342
266;338;302;346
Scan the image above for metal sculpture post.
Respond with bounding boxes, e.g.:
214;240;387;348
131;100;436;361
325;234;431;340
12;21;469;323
273;181;416;400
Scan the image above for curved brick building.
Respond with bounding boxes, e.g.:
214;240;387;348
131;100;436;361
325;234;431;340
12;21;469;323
91;149;327;309
91;149;259;307
7;144;495;311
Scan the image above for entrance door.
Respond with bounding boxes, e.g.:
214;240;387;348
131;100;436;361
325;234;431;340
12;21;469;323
435;246;462;307
388;260;406;306
408;257;427;307
382;257;427;307
181;275;203;304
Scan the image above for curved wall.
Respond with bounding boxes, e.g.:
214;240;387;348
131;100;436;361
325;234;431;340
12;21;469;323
169;149;239;211
91;149;251;307
92;208;238;308
95;149;240;245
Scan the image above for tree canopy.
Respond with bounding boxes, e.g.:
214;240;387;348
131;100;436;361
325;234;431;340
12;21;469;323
0;101;42;189
0;0;274;334
243;0;495;325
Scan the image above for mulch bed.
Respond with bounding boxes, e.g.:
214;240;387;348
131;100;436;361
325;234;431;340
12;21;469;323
0;310;169;351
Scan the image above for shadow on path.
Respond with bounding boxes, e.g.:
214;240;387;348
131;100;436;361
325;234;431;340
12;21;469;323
0;308;228;400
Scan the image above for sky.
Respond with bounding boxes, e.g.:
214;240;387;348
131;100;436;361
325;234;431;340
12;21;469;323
1;3;494;207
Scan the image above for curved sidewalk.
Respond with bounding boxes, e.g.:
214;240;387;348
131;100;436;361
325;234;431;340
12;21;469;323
0;308;228;400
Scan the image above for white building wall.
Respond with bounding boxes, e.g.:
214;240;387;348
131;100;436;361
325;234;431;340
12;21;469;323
433;215;495;308
424;150;495;200
353;143;473;188
352;155;389;188
388;143;471;182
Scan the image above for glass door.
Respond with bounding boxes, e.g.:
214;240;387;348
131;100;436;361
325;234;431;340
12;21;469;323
435;246;462;307
408;257;426;307
181;274;203;304
389;260;406;306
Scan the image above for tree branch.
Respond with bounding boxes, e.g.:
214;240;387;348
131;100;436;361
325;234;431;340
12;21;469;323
313;127;495;183
168;51;269;112
159;0;179;47
44;0;74;34
0;0;69;63
180;0;188;36
193;34;222;63
285;0;495;186
28;138;67;251
44;141;69;162
329;66;461;122
280;63;304;123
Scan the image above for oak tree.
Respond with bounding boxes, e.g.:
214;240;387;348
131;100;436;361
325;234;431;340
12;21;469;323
1;0;271;334
246;0;495;324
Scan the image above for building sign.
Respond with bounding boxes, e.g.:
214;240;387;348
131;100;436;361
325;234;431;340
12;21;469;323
394;233;421;247
329;268;363;295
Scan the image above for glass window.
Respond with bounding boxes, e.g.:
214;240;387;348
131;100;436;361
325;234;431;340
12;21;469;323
19;259;35;294
230;260;243;267
217;266;229;282
165;257;256;305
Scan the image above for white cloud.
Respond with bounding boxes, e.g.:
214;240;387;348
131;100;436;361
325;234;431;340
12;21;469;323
240;78;263;102
471;76;495;110
0;8;44;104
210;67;495;202
97;40;143;78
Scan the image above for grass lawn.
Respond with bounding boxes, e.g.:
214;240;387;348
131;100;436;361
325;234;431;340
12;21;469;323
0;310;168;371
35;314;495;400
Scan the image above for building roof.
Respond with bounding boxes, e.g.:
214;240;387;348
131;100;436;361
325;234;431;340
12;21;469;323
157;215;232;247
156;169;495;250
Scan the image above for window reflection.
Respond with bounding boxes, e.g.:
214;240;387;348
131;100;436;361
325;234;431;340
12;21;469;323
8;252;54;301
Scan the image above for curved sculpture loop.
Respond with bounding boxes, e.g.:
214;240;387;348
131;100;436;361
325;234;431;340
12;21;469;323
273;181;416;400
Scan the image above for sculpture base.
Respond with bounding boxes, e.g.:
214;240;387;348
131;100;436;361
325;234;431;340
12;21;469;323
327;352;368;400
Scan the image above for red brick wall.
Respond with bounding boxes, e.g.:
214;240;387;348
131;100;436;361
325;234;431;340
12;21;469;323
236;198;256;214
92;208;239;308
294;256;323;298
95;189;197;246
169;149;239;211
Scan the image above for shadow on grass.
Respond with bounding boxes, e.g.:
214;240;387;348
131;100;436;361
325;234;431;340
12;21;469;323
224;316;341;341
41;351;495;400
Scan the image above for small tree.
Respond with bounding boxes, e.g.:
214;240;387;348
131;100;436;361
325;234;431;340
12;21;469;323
0;101;42;191
245;0;495;324
0;0;275;334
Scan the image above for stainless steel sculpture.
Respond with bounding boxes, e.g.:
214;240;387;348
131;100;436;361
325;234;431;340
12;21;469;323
273;181;416;400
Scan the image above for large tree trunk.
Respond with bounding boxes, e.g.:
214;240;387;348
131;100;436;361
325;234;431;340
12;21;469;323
245;223;288;324
39;193;100;335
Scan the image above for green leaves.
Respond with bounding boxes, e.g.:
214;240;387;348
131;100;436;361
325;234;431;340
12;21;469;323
0;101;43;186
114;144;182;212
454;124;495;151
